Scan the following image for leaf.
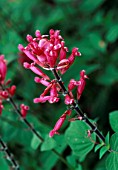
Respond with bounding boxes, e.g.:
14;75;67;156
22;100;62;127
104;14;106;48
105;132;110;145
106;133;118;170
94;143;104;152
31;132;42;150
99;146;109;159
40;135;57;151
65;121;96;160
106;25;118;43
109;111;118;132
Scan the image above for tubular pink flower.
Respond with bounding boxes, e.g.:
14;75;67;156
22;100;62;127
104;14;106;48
20;104;29;118
34;96;51;103
49;113;66;137
0;55;7;84
34;77;50;86
68;79;80;91
77;70;88;100
49;110;72;137
23;62;50;80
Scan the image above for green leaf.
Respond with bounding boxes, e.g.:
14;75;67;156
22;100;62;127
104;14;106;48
109;111;118;132
31;132;42;150
106;25;118;43
40;135;57;151
94;143;104;152
65;121;96;160
105;132;110;145
106;133;118;170
99;146;109;159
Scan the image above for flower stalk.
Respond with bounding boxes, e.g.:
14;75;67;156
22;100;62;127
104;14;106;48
51;68;105;142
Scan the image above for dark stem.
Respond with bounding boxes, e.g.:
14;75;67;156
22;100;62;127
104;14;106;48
51;68;105;143
0;137;19;170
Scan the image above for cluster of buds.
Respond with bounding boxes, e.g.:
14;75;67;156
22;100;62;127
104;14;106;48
18;29;88;137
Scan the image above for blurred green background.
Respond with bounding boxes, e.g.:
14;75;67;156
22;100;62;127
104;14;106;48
0;0;118;170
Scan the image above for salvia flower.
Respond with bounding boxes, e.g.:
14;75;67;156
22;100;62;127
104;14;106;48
34;79;60;104
49;109;72;137
67;70;88;100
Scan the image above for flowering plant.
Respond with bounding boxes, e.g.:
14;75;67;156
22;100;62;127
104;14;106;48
0;29;118;170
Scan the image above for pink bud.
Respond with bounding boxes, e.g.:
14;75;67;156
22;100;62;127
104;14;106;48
18;44;24;51
20;104;29;118
26;34;33;42
23;62;30;69
8;85;16;96
35;30;41;38
0;91;9;99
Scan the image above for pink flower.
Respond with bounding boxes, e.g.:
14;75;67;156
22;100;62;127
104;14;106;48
18;29;81;73
77;70;88;100
20;104;29;118
23;62;49;80
49;110;72;137
0;55;7;84
57;48;81;74
34;80;60;104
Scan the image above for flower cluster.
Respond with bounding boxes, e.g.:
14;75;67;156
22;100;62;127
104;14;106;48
18;29;81;74
18;29;88;137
